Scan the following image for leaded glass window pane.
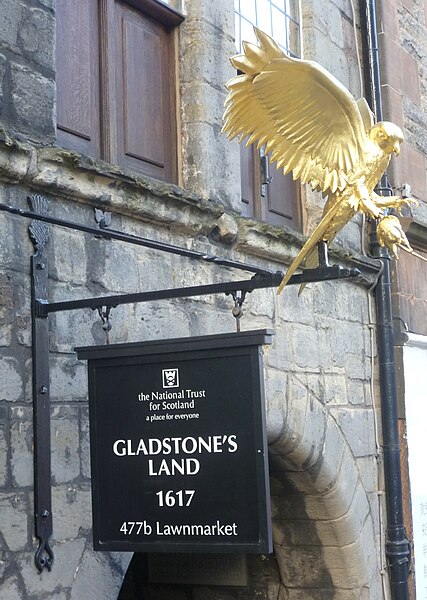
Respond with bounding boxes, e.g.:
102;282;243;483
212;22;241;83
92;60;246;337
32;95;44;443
234;0;301;57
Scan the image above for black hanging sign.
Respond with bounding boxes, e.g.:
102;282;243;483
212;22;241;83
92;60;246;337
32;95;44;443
76;329;273;554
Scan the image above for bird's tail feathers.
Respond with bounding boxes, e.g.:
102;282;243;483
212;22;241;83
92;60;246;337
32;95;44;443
277;200;344;294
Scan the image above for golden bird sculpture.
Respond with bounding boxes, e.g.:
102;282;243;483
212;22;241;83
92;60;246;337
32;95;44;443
222;27;425;294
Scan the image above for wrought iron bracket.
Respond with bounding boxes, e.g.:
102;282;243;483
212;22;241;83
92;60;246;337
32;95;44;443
18;195;363;573
28;195;54;572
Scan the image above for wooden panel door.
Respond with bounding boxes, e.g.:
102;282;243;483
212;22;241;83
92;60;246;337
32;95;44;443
56;0;101;156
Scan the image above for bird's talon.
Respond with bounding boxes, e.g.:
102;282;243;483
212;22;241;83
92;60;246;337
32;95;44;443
395;197;418;216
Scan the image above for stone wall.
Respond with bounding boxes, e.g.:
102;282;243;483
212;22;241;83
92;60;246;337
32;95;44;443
0;0;392;598
0;0;55;143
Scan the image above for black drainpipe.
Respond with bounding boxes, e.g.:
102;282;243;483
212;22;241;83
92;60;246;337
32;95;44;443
359;2;411;599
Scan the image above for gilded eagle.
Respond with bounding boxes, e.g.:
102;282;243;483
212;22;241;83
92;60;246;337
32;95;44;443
222;28;422;293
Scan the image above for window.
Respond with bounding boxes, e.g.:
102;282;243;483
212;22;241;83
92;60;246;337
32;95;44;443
56;0;183;182
234;0;302;229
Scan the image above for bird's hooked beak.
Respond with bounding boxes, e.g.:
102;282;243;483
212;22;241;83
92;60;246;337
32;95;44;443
393;141;401;156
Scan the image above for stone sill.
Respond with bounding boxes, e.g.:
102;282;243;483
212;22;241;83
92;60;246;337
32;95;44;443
0;130;380;284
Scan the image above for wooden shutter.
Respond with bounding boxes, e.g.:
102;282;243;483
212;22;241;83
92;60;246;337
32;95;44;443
56;0;101;157
264;162;301;230
240;143;256;218
240;146;301;230
114;1;176;181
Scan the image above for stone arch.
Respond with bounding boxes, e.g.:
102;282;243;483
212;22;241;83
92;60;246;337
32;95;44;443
267;374;381;599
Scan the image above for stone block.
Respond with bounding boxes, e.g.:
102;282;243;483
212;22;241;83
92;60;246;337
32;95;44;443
391;142;426;200
129;301;193;341
303;27;349;88
302;0;344;48
180;80;226;127
264;323;294;372
318;318;366;367
50;228;87;286
108;551;132;574
180;17;234;97
52;485;92;541
334;283;369;325
51;405;80;483
10;62;55;141
180;119;241;211
264;370;288;423
295;371;325;402
50;355;87;402
356;456;378;494
49;307;100;354
69;547;124;600
269;484;308;523
346;379;365;406
80;406;91;480
10;406;33;487
381;84;405;129
291;323;324;370
304;444;358;520
137;249;179;294
38;0;55;9
377;0;399;40
322;516;376;588
268;377;307;460
0;323;12;346
9;272;31;321
0;0;20;52
249;286;276;319
278;284;315;325
0;576;23;600
0;53;5;121
18;539;86;594
283;589;371;600
308;417;345;493
0;407;8;486
275;543;331;589
164;257;215;306
17;6;55;71
315;481;370;547
284;393;327;472
378;32;403;93
182;0;234;37
323;373;347;405
271;512;321;546
0;356;23;402
312;281;338;317
329;407;376;458
0;493;28;551
88;239;139;294
344;352;370;380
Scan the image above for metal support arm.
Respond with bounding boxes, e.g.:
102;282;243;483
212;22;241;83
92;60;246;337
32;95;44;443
29;196;53;572
20;195;361;571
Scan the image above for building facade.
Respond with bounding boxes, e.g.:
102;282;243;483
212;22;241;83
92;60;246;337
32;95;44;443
0;0;426;598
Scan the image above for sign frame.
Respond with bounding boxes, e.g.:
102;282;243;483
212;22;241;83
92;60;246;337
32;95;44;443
76;329;273;554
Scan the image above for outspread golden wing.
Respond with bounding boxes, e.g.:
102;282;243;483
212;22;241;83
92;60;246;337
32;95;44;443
222;28;370;194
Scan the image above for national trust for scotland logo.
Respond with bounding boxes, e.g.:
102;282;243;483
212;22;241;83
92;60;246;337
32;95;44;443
162;368;179;389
